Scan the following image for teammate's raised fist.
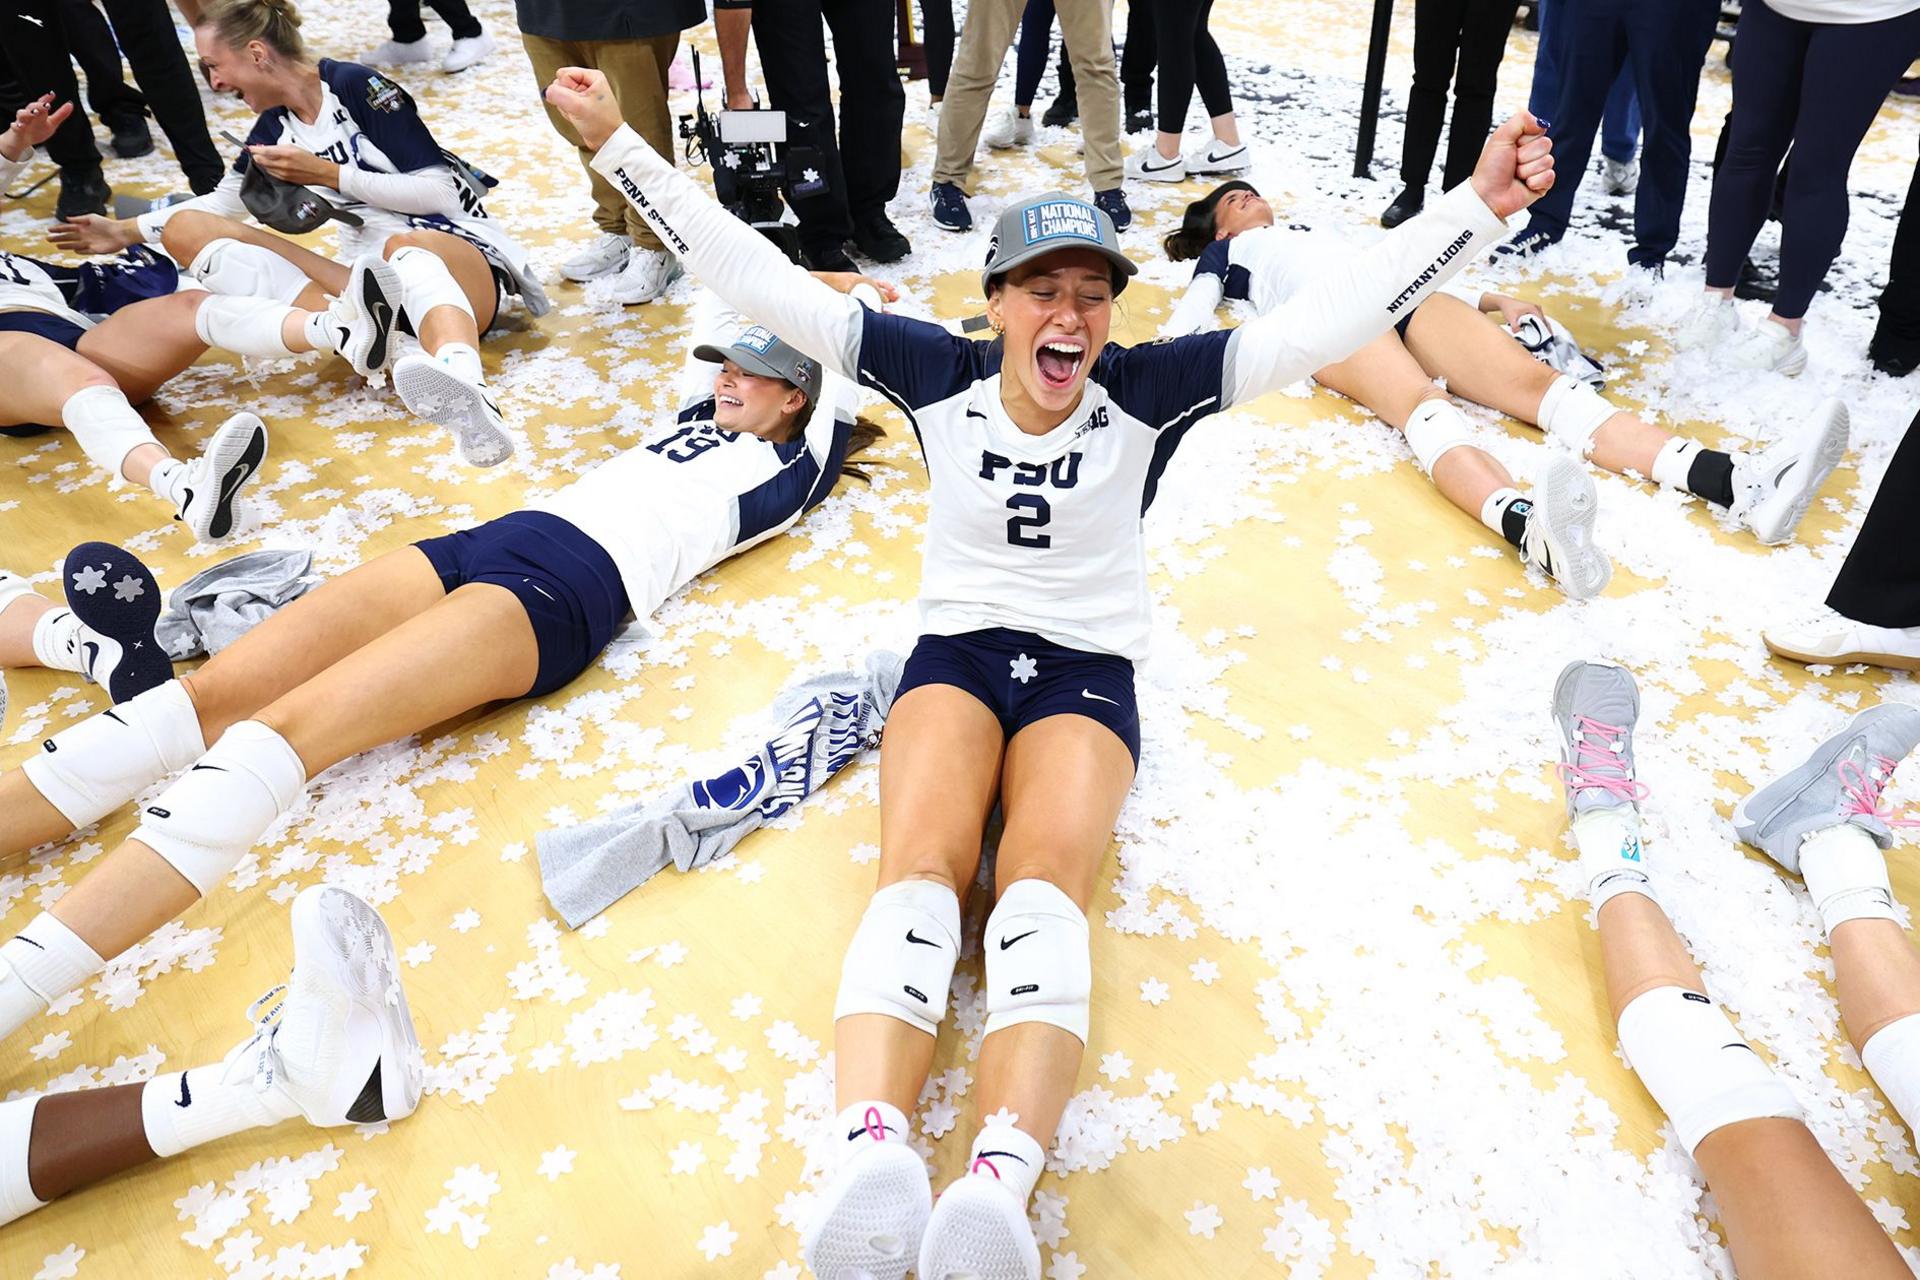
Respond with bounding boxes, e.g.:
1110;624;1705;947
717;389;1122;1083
545;68;623;152
1469;111;1555;221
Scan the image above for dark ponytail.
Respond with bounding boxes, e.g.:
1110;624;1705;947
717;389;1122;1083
1162;179;1259;262
835;416;887;486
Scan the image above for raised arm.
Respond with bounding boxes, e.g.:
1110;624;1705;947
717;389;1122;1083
548;69;869;380
1159;272;1226;338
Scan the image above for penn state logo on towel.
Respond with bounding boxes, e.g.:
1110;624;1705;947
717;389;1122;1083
365;73;407;114
1020;199;1102;247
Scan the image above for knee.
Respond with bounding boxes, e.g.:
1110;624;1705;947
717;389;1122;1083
178;667;247;747
159;211;218;263
381;233;428;260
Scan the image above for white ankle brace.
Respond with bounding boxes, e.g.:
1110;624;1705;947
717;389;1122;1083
60;384;158;479
131;720;307;896
21;679;206;827
194;293;297;359
1616;986;1802;1157
1573;807;1653;909
1799;822;1898;936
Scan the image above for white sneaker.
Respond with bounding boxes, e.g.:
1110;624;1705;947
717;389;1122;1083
982;107;1033;150
1523;453;1612;600
1187;139;1251;174
364;36;434;66
562;232;632;282
801;1139;931;1280
392;354;513;466
928;101;942;132
1126;141;1187;183
610;247;683;306
1766;607;1920;672
441;30;495;74
325;255;403;380
177;413;268;543
1603;156;1639;196
917;1175;1041;1280
1730;398;1848;544
1676;293;1739;349
1725;318;1807;376
240;885;423;1129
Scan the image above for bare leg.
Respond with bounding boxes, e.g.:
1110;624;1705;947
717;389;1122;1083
1313;331;1517;520
1209;111;1240;146
0;332;170;487
1830;918;1920;1051
834;685;1005;1113
380;229;499;342
26;1084;155;1201
0;589;56;669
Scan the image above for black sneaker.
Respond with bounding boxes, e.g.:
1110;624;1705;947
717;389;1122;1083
1041;93;1078;127
930;181;973;232
850;212;910;264
1870;326;1920;377
802;241;857;273
1125;108;1154;135
1093;187;1131;232
108;116;154;159
1379;187;1424;228
55;166;111;220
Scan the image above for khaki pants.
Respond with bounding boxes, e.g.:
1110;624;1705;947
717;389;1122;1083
521;32;680;251
933;0;1121;191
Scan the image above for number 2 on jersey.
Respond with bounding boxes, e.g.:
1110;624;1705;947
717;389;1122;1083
1006;494;1051;547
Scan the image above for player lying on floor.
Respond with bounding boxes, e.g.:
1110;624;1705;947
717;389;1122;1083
0;871;422;1231
1552;659;1917;1279
546;60;1557;1280
2;96;398;542
1160;181;1850;593
48;0;543;467
0;279;887;1066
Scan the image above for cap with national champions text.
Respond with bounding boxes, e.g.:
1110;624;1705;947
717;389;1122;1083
692;325;823;404
980;192;1138;296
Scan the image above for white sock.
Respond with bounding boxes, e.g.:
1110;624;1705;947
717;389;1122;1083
60;384;159;480
303;309;341;353
965;1122;1045;1208
1862;1013;1920;1138
1799;822;1897;937
0;913;106;1040
193;294;297;359
833;1100;910;1163
140;1051;300;1158
1572;806;1653;909
0;1096;47;1226
29;607;85;674
433;342;483;384
1649;437;1701;492
1479;486;1524;536
148;457;189;508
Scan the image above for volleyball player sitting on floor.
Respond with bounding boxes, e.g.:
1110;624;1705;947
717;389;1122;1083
0;278;887;1081
1160;181;1851;582
48;0;545;467
3;96;399;542
546;64;1556;1280
1552;659;1913;1280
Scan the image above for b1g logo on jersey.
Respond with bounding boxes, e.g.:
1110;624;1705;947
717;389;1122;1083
1021;200;1101;247
979;450;1083;548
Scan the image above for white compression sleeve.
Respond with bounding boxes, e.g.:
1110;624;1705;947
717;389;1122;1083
1861;1014;1920;1138
59;384;159;478
1223;183;1507;408
1159;274;1226;338
1615;986;1803;1157
194;294;298;359
0;1097;47;1226
20;679;207;827
335;164;465;217
590;124;866;377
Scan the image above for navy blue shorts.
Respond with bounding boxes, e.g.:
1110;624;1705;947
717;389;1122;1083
1393;312;1414;341
0;309;87;350
896;628;1141;765
414;510;631;699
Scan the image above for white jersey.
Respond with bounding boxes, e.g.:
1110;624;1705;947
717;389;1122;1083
589;126;1507;659
0;152;92;328
533;292;859;620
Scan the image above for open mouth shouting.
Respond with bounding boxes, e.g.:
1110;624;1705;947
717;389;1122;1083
1034;336;1088;392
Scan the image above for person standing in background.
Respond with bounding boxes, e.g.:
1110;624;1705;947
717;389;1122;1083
518;0;703;303
1381;0;1521;226
1527;0;1640;198
58;0;157;161
1871;137;1920;376
365;0;498;74
1123;0;1248;183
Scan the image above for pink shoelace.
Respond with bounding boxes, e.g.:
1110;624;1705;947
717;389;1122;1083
970;1156;1002;1180
863;1106;887;1143
1839;755;1920;828
1555;715;1651;804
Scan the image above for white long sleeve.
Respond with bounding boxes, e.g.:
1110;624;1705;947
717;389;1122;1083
0;149;27;194
135;172;249;242
335;163;465;217
590;124;867;377
1222;182;1507;407
1159;273;1226;338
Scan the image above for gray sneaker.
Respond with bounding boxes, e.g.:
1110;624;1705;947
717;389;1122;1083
1551;659;1647;818
1732;704;1920;873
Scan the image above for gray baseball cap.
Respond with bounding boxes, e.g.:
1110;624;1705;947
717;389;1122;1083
980;192;1138;296
692;324;823;404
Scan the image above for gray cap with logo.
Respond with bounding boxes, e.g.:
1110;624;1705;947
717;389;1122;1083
980;192;1138;296
692;324;824;405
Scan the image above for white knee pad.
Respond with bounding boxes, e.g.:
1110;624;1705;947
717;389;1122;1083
130;720;307;896
1401;398;1477;477
983;878;1092;1044
1537;373;1619;458
1616;986;1803;1157
59;384;158;478
832;878;962;1037
1861;1013;1920;1138
20;680;207;828
194;293;297;359
187;238;311;304
387;245;474;325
